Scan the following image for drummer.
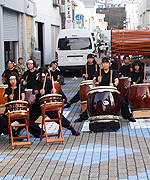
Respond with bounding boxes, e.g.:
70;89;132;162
74;57;136;123
119;55;132;77
128;60;147;85
21;59;38;89
65;53;99;108
49;61;67;103
29;67;80;136
123;60;147;103
1;72;41;138
2;60;19;84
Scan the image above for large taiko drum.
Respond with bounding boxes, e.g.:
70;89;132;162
79;80;99;112
87;86;121;117
117;77;130;97
0;85;8;115
54;81;61;94
0;85;8;105
128;83;150;110
25;89;35;109
80;80;99;102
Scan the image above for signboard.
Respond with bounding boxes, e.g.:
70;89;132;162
75;14;82;21
65;0;72;24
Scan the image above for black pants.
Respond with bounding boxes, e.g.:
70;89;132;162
80;95;132;120
59;89;67;104
69;91;80;104
30;103;70;129
0;116;9;135
0;115;41;138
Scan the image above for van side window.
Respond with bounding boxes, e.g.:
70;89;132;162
58;38;92;50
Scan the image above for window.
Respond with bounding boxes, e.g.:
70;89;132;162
58;38;92;50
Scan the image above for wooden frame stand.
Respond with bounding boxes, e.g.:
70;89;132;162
40;99;65;146
8;109;31;149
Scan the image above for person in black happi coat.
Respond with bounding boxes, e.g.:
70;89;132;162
75;57;136;123
29;67;80;136
0;72;41;137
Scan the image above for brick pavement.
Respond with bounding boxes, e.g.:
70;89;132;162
0;77;150;180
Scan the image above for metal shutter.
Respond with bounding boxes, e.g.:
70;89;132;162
3;8;18;41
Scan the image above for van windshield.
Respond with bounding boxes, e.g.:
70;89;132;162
58;38;92;50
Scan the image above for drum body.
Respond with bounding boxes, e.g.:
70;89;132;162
88;86;121;117
117;77;130;97
39;94;62;105
25;89;35;109
5;100;28;119
0;85;8;105
54;82;61;94
79;80;99;102
128;83;150;110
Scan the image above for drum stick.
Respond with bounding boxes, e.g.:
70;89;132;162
48;66;51;78
42;73;47;90
85;63;88;80
52;76;55;89
12;86;14;96
25;75;28;82
18;84;21;100
99;62;101;78
110;69;113;84
144;63;146;81
95;64;97;72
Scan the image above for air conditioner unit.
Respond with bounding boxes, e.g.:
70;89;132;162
60;5;65;14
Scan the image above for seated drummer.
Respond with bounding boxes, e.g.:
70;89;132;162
124;60;147;103
65;54;99;108
49;61;67;103
74;57;136;123
21;59;38;89
119;55;132;77
2;60;19;84
128;60;147;85
29;67;80;136
1;72;41;138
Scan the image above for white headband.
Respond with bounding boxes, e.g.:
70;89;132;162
27;60;33;64
41;73;45;76
9;76;16;79
8;61;14;64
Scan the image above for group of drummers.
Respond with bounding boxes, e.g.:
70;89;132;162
0;59;80;138
65;54;147;124
0;53;148;137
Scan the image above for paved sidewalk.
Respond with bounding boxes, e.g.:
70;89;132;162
0;77;150;180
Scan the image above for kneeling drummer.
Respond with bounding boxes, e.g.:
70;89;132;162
74;57;136;123
29;67;80;136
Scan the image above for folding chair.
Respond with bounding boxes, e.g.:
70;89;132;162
40;94;65;146
6;101;31;149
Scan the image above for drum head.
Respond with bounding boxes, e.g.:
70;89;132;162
25;89;33;92
131;83;150;87
80;80;99;86
88;86;120;95
0;85;8;88
5;100;28;106
39;93;62;100
119;77;128;80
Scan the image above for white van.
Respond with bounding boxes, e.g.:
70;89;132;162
55;29;95;71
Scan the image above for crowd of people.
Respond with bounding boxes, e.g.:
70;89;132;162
0;54;147;137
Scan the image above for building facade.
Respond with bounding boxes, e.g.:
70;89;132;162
34;0;62;66
0;0;36;75
138;0;150;29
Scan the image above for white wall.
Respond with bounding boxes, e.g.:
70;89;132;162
74;0;91;30
0;0;35;16
34;0;61;65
